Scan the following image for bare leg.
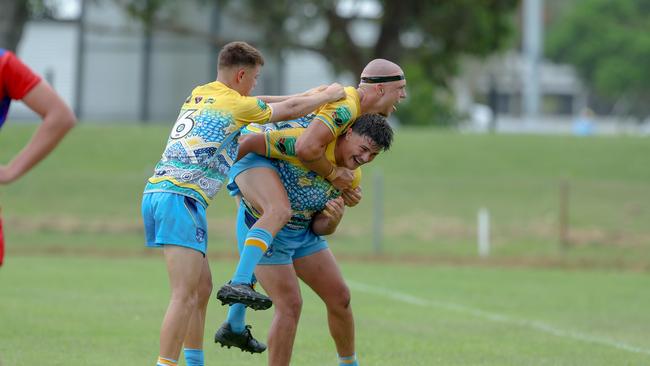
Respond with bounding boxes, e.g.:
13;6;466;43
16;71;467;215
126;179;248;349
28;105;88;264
294;249;355;358
255;264;303;366
159;245;205;360
184;256;213;349
234;167;292;237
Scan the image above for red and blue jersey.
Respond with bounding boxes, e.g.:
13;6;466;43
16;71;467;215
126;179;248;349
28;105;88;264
0;49;41;128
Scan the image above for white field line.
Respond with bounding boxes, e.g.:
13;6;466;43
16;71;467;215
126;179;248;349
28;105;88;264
348;280;650;357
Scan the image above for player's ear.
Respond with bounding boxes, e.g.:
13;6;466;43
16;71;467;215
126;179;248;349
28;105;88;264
237;68;246;82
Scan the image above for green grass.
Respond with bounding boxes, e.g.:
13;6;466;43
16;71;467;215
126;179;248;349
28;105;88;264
1;124;650;267
1;124;650;364
1;256;649;365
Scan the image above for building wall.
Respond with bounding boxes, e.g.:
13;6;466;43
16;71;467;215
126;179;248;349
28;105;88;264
8;2;351;123
9;21;77;120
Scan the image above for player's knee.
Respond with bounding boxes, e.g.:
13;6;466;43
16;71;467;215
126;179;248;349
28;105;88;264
329;285;351;312
278;294;303;320
196;277;213;304
171;288;199;308
264;204;292;225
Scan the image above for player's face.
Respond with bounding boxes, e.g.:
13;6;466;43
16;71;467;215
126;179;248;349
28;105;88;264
239;65;261;96
340;131;382;170
377;80;407;117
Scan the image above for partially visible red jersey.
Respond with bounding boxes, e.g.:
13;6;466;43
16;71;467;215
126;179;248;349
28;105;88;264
0;217;4;266
0;50;40;265
0;48;41;128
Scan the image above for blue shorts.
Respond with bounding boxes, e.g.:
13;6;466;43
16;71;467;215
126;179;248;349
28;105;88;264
227;153;277;197
236;203;328;265
142;192;208;255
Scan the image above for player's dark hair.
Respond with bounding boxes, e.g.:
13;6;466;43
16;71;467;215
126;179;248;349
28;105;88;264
218;41;265;69
351;113;393;151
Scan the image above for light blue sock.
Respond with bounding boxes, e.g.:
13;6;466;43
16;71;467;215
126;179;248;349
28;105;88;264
183;348;204;366
227;303;247;333
231;227;273;284
339;353;358;366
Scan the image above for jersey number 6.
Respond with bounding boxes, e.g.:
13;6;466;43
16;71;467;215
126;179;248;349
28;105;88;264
170;109;196;139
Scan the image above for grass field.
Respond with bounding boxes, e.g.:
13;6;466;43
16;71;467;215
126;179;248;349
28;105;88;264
1;123;650;365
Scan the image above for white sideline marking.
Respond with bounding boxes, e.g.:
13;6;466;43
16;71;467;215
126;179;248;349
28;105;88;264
348;280;650;357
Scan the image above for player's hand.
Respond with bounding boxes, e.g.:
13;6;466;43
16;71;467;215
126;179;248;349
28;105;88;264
324;83;345;102
322;196;345;224
329;166;354;191
341;186;362;207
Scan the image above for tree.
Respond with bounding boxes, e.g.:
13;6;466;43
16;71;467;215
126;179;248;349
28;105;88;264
0;0;30;51
122;0;519;125
546;0;650;121
0;0;77;51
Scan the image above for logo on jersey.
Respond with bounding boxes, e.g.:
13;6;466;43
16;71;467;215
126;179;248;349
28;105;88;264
275;137;296;156
184;95;191;104
257;99;268;111
331;106;352;127
194;96;203;104
205;97;215;104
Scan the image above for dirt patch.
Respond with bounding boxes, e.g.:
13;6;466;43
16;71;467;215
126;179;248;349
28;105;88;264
8;245;650;273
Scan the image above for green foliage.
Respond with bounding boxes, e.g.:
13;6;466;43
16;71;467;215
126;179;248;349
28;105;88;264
546;0;650;119
123;0;518;126
394;62;460;126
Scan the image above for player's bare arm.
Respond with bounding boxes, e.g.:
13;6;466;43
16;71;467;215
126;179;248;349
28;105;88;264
257;84;329;104
235;133;266;161
267;83;344;122
295;121;355;191
311;196;345;236
0;81;76;184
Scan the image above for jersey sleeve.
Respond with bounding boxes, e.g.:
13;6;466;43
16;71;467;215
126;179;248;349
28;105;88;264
313;96;357;137
2;51;41;100
263;128;304;166
233;95;273;126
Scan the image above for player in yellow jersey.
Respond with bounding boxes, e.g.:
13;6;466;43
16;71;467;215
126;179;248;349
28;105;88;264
216;114;393;365
216;59;406;315
142;41;344;366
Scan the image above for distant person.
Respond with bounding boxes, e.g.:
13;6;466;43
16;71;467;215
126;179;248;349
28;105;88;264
216;113;394;366
0;48;76;266
141;41;344;366
572;108;595;136
216;59;406;316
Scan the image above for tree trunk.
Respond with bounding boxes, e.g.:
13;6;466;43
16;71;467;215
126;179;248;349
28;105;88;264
0;0;30;51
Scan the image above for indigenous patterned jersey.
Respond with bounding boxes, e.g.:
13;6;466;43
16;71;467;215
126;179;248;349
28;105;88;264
0;49;41;128
312;86;360;137
242;118;361;230
144;81;273;207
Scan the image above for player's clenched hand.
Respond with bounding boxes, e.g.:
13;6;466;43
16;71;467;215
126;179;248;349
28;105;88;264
342;186;362;207
329;166;354;191
324;83;345;102
322;196;345;224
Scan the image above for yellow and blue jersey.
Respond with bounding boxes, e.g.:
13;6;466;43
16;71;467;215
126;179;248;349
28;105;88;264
312;86;360;137
240;118;361;229
144;81;273;207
